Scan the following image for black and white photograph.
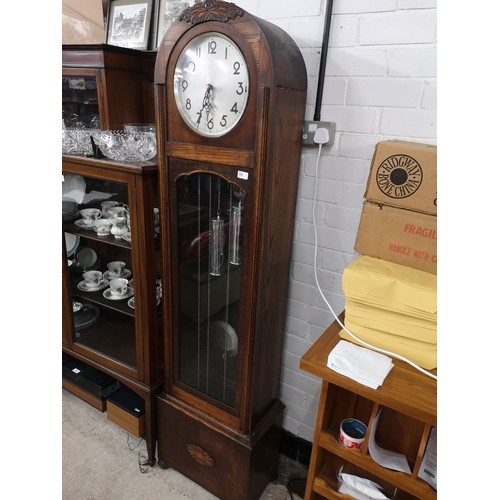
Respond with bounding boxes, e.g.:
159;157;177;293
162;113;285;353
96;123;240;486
155;0;191;48
107;0;154;50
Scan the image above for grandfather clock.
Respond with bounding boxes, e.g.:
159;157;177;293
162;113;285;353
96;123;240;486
154;2;307;498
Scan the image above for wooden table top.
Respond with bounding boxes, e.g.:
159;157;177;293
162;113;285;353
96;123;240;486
300;314;437;426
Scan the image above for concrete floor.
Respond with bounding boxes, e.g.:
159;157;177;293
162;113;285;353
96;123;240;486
62;388;308;499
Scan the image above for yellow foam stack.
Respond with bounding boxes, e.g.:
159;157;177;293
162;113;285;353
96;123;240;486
341;255;437;370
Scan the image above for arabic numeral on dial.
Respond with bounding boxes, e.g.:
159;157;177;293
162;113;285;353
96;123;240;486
207;118;214;130
187;61;196;73
231;103;238;114
182;80;188;92
236;82;244;95
186;98;191;110
220;115;227;127
196;47;201;58
208;40;217;54
233;62;240;75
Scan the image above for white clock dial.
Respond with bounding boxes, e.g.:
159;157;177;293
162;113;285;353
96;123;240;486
173;32;250;137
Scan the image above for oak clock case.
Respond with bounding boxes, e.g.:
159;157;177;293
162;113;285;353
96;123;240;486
154;2;307;499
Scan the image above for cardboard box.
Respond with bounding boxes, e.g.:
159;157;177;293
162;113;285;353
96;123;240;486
355;201;437;274
364;140;437;215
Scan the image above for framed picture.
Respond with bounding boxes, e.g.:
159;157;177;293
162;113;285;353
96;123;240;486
155;0;192;48
107;0;154;50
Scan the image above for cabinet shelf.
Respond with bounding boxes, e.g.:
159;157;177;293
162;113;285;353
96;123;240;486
72;288;136;317
318;431;434;499
300;315;437;500
313;462;356;499
63;221;132;249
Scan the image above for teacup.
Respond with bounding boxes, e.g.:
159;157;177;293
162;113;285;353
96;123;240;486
101;201;119;218
109;278;129;297
107;260;126;277
82;270;104;289
80;208;102;225
93;218;113;236
107;206;128;219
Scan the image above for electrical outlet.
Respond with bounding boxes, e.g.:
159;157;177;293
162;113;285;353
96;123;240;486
302;120;335;147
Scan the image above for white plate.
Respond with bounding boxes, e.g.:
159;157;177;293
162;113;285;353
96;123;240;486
77;279;109;292
211;320;238;357
127;296;160;309
74;219;95;230
103;269;132;280
65;232;80;257
62;174;86;204
103;286;134;301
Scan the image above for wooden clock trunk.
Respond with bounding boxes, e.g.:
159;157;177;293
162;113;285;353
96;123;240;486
154;3;307;498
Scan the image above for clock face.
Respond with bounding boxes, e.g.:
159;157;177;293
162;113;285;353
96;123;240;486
173;32;250;137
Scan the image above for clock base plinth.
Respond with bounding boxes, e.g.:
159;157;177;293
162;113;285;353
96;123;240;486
156;394;284;500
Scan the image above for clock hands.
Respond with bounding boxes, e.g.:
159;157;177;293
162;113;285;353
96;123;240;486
196;84;213;128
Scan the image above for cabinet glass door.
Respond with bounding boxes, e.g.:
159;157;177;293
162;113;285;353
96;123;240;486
175;172;246;408
63;173;137;370
62;75;100;129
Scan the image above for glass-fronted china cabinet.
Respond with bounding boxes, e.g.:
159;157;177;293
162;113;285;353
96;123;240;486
62;44;161;464
62;154;163;465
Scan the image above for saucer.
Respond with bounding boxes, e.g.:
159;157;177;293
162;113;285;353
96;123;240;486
76;247;98;268
103;286;134;301
103;269;132;280
127;296;160;309
75;219;95;230
77;279;109;292
122;231;132;242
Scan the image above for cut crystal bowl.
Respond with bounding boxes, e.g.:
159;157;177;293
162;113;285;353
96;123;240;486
91;128;157;162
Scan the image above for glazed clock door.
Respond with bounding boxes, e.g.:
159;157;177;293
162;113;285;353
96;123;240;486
171;164;251;412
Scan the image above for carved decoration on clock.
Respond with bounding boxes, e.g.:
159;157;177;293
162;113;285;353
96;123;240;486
179;1;244;24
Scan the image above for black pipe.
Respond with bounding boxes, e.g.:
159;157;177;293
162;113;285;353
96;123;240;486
314;0;334;122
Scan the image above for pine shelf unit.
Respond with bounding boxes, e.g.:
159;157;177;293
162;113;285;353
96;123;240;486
300;314;437;500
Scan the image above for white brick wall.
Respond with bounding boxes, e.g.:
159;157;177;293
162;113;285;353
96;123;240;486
241;0;437;441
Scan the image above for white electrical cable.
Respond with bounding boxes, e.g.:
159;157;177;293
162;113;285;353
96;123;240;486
312;137;437;381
